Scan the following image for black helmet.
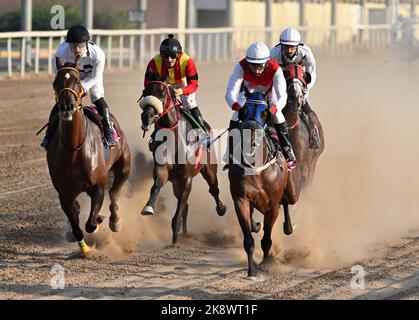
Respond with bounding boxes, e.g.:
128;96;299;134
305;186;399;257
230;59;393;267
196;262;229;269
66;25;90;43
160;34;182;56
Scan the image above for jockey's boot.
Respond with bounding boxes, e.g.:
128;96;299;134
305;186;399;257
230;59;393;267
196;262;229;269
190;106;211;149
301;101;321;149
95;97;117;149
275;122;297;171
223;120;241;170
40;104;59;150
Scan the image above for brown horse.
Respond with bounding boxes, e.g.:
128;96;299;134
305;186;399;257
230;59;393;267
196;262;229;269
228;111;289;277
138;78;226;245
47;56;131;256
280;62;325;235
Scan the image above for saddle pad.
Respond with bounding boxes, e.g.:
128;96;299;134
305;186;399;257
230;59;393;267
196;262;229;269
83;106;121;141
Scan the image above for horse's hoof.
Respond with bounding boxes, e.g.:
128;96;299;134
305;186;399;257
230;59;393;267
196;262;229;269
216;204;227;216
283;223;296;236
247;271;257;277
85;223;98;233
251;221;261;233
260;256;275;265
283;222;293;235
109;220;122;232
141;206;154;215
97;215;106;224
65;231;76;243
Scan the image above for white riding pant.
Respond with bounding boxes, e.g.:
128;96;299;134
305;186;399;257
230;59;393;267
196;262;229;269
88;81;105;103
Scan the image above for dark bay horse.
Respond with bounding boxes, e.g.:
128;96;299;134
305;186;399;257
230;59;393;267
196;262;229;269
138;79;226;245
228;103;289;277
280;62;325;235
47;56;131;256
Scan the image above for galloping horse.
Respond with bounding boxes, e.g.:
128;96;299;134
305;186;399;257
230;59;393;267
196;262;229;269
138;76;226;245
280;61;325;235
47;56;131;256
228;96;289;277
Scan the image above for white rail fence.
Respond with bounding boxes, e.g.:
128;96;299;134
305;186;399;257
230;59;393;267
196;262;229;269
0;25;394;77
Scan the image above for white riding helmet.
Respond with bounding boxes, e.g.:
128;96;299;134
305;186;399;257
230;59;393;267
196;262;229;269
279;28;301;46
245;42;270;64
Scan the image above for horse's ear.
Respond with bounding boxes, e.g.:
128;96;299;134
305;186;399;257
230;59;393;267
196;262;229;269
283;70;290;80
56;57;62;69
299;56;307;67
75;55;81;69
304;72;311;84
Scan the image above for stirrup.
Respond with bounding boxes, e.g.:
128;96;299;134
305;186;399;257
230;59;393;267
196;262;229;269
199;132;211;151
104;135;117;149
40;137;49;150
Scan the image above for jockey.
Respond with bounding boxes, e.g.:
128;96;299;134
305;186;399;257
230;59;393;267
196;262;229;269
225;41;297;170
144;34;210;144
40;24;117;149
270;27;320;149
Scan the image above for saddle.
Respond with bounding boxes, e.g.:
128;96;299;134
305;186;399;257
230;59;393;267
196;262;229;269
83;106;121;143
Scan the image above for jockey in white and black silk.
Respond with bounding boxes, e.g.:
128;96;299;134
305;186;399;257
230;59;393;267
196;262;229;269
41;25;117;149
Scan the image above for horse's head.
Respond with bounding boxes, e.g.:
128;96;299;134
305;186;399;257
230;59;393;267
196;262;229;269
240;120;266;166
139;73;176;132
239;92;271;127
283;62;311;112
53;56;83;122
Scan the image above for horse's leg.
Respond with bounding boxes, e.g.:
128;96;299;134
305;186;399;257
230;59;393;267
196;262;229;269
250;206;261;233
181;203;189;235
59;195;90;254
65;200;80;242
200;164;227;216
171;177;192;245
171;181;189;235
282;203;294;235
109;156;130;232
261;206;280;263
234;198;256;277
85;185;105;234
141;164;168;215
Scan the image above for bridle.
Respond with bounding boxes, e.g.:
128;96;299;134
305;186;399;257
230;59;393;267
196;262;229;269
55;66;87;151
283;64;306;130
55;67;83;110
141;80;181;130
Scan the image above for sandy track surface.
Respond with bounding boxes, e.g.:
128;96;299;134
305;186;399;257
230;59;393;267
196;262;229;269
0;54;418;300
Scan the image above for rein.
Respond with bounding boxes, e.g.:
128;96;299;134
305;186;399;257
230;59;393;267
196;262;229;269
144;80;181;131
55;67;83;109
55;66;88;151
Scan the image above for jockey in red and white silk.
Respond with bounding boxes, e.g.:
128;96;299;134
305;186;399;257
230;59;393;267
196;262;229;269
225;42;297;170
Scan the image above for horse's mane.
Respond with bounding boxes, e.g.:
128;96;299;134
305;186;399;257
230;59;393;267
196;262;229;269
145;71;165;82
242;120;263;130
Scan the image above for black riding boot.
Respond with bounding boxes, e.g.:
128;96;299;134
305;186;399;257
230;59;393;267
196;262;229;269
301;101;320;149
94;97;117;149
190;107;210;148
40;104;59;150
223;120;241;169
275;122;297;170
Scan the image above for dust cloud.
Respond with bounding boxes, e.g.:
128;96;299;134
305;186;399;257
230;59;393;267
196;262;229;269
78;54;419;269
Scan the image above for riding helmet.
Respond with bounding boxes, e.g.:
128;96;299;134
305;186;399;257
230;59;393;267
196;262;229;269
66;25;90;43
160;34;182;56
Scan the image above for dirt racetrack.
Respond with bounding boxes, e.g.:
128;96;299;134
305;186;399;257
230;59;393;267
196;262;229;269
0;53;418;300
